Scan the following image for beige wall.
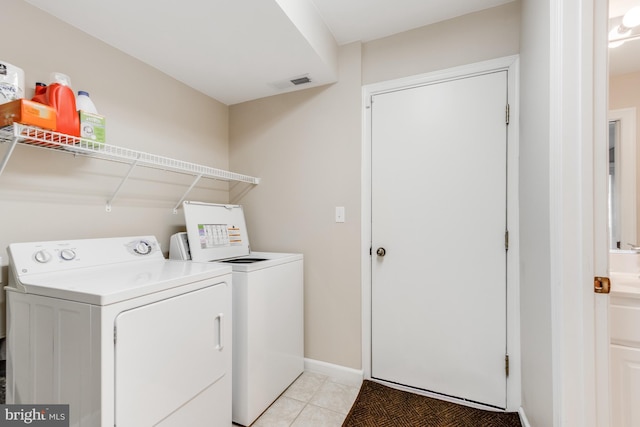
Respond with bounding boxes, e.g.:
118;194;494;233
518;0;553;425
229;43;364;368
362;2;521;85
229;2;520;369
0;0;232;271
609;71;640;244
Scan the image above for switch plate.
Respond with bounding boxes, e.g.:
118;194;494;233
335;206;345;223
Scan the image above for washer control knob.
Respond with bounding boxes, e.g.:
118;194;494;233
34;250;52;263
60;249;76;261
134;240;153;255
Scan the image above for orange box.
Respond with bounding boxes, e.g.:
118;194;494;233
0;99;57;131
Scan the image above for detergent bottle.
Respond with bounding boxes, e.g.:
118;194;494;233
32;73;80;138
76;91;98;114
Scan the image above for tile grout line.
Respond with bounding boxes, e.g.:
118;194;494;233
288;374;329;426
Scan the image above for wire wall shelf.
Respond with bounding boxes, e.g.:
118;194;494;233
0;123;260;212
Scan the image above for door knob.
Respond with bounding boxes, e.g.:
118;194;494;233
376;247;386;257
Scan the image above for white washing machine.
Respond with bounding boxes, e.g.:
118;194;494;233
175;201;304;426
5;235;232;427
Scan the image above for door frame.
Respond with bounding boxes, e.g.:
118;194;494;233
550;0;610;425
361;55;521;411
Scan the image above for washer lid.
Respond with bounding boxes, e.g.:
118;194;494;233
183;201;251;262
221;251;303;272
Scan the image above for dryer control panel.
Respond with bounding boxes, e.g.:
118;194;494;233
8;236;163;276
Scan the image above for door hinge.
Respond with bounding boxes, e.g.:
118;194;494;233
505;354;510;377
504;230;509;251
505;104;510;125
594;276;611;294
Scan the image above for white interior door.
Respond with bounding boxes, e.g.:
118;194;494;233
370;71;509;408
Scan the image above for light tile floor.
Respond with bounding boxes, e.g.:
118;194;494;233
234;371;363;427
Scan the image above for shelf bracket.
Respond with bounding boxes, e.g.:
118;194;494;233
173;174;204;214
106;156;141;212
0;135;20;178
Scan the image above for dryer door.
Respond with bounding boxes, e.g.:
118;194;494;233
114;282;231;427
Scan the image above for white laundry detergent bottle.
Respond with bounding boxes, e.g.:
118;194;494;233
76;90;106;146
76;90;98;113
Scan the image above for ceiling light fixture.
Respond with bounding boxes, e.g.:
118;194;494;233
609;6;640;48
622;6;640;29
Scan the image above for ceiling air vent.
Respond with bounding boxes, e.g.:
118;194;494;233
269;74;312;90
290;76;311;85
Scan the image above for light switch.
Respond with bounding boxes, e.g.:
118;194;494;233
335;206;345;223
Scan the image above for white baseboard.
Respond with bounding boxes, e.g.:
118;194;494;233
518;407;531;427
304;358;364;387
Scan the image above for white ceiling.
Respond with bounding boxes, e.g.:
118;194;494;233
310;0;511;45
23;0;640;103
23;0;512;105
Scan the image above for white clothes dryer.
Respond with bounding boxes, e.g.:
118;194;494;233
179;201;304;426
5;236;232;427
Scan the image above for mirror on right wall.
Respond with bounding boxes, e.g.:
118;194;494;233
608;0;640;250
